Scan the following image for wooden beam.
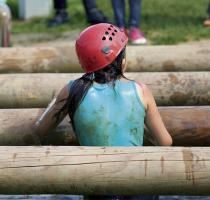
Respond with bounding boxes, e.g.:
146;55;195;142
0;46;78;73
0;72;210;108
127;45;210;72
0;107;210;146
0;146;210;195
0;108;77;146
0;45;210;73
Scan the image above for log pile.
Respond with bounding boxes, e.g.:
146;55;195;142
0;44;210;195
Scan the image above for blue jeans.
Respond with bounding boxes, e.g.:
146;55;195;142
111;0;141;28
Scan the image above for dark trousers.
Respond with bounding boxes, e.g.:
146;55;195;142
54;0;67;10
83;0;97;12
54;0;98;11
111;0;141;28
208;1;210;18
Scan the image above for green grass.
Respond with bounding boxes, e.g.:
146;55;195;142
7;0;210;44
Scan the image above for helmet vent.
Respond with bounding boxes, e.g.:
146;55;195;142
105;31;109;35
102;36;106;40
108;27;112;31
114;29;118;32
109;37;112;41
112;32;115;36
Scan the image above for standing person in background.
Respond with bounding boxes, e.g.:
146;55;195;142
111;0;147;45
48;0;110;27
203;1;210;26
83;0;110;24
34;23;172;199
0;0;11;47
47;0;69;27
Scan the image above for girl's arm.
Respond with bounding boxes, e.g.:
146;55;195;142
33;84;70;142
136;83;172;146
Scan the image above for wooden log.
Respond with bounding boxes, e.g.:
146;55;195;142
0;46;78;73
0;108;77;146
0;107;210;146
0;72;210;108
127;45;210;72
0;146;210;195
157;106;210;146
0;45;210;73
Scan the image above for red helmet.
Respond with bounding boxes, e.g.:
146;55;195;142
76;23;128;73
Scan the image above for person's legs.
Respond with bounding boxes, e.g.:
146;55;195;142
82;0;110;24
128;0;147;44
204;1;210;26
82;0;97;11
111;0;126;28
47;0;69;27
54;0;67;10
0;2;11;47
129;0;141;28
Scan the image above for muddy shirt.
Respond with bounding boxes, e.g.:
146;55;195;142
71;80;145;146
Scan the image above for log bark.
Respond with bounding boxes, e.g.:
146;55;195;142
0;108;77;146
0;146;209;195
0;45;210;73
127;45;210;72
0;46;78;73
0;107;210;146
0;72;210;108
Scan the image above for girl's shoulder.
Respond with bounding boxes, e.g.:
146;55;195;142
133;81;148;110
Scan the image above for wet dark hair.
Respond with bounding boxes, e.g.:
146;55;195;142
55;47;127;129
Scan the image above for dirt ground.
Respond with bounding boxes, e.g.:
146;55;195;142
11;31;210;47
11;31;79;47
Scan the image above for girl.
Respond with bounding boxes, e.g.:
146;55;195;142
34;23;172;200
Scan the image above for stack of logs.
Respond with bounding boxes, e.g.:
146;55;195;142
0;44;210;195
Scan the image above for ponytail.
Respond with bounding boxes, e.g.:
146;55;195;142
55;48;126;129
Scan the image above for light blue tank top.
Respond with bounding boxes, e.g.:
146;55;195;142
70;80;145;147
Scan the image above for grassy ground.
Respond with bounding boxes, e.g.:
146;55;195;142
7;0;210;45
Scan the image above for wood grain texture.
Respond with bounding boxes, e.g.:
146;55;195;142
0;45;210;73
0;107;210;146
0;146;209;195
0;72;210;108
